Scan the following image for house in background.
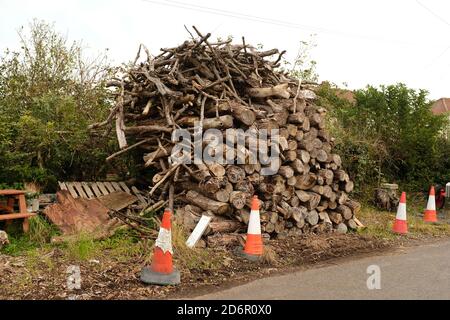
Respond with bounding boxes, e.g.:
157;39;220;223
431;98;450;139
431;98;450;116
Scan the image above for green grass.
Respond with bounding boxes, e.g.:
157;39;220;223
96;229;150;262
63;232;98;261
170;221;224;271
357;196;450;240
0;215;59;255
54;229;150;262
27;215;59;244
1;235;40;255
1;216;150;263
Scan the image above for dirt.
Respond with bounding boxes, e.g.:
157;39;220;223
1;228;448;300
0;230;416;300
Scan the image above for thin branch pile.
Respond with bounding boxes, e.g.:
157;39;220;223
92;27;362;245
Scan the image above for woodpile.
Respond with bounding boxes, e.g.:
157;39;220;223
374;183;399;211
93;27;361;244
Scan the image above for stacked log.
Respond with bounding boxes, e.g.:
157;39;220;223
93;27;360;243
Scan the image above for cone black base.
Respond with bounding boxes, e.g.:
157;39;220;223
234;247;262;262
140;267;180;286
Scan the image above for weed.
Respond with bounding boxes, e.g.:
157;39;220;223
1;235;38;255
64;233;98;261
261;246;278;265
28;215;59;244
171;221;224;271
0;214;59;255
97;229;148;262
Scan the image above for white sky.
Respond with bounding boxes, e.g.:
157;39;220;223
0;0;449;99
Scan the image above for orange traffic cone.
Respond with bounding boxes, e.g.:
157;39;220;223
140;208;180;285
393;192;408;234
423;186;438;223
236;195;263;261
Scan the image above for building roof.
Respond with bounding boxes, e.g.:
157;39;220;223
335;89;356;104
431;98;450;115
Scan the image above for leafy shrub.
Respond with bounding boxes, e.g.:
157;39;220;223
317;82;449;194
0;20;117;190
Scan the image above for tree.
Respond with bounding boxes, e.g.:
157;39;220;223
0;20;115;190
289;36;319;83
318;82;448;192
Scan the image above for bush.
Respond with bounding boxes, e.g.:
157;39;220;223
0;20;117;190
317;82;449;194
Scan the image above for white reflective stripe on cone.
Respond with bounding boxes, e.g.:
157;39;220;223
396;203;407;221
155;227;173;254
426;195;436;210
247;209;261;235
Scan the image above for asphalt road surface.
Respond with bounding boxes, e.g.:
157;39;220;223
196;239;450;299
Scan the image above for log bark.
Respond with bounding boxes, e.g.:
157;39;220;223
288;112;306;124
305;192;321;210
178;115;234;129
236;208;250;224
328;211;343;224
287;124;298;137
207;233;243;247
297;149;311;163
295;130;304;142
345;199;361;215
226;165;246;183
248;83;290;99
295;190;311;202
229;191;248;210
207;163;226;178
336;204;353;220
341;180;354;193
298;139;314;152
295;173;316;190
205;220;243;235
186;190;230;215
284;150;297;162
286;176;297;186
290;195;300;207
306;210;319;226
179;181;230;203
278;165;294;178
319;169;334;185
206;101;256;126
346;219;358;230
235;180;255;194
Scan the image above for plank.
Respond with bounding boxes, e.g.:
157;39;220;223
111;182;122;192
186;215;212;248
98;192;138;211
0;189;26;196
104;182;116;194
81;182;95;199
90;183;103;198
131;186;147;206
58;182;68;191
73;182;88;199
118;182;131;194
43;190;110;235
96;182;110;196
65;182;79;199
0;212;36;220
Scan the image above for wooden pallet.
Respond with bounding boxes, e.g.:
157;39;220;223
58;181;132;199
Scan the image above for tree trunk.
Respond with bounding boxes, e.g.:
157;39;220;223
186;190;231;215
205;220;243;235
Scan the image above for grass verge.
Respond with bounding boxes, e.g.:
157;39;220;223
357;194;450;240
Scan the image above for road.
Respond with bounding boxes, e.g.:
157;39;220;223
196;239;450;299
